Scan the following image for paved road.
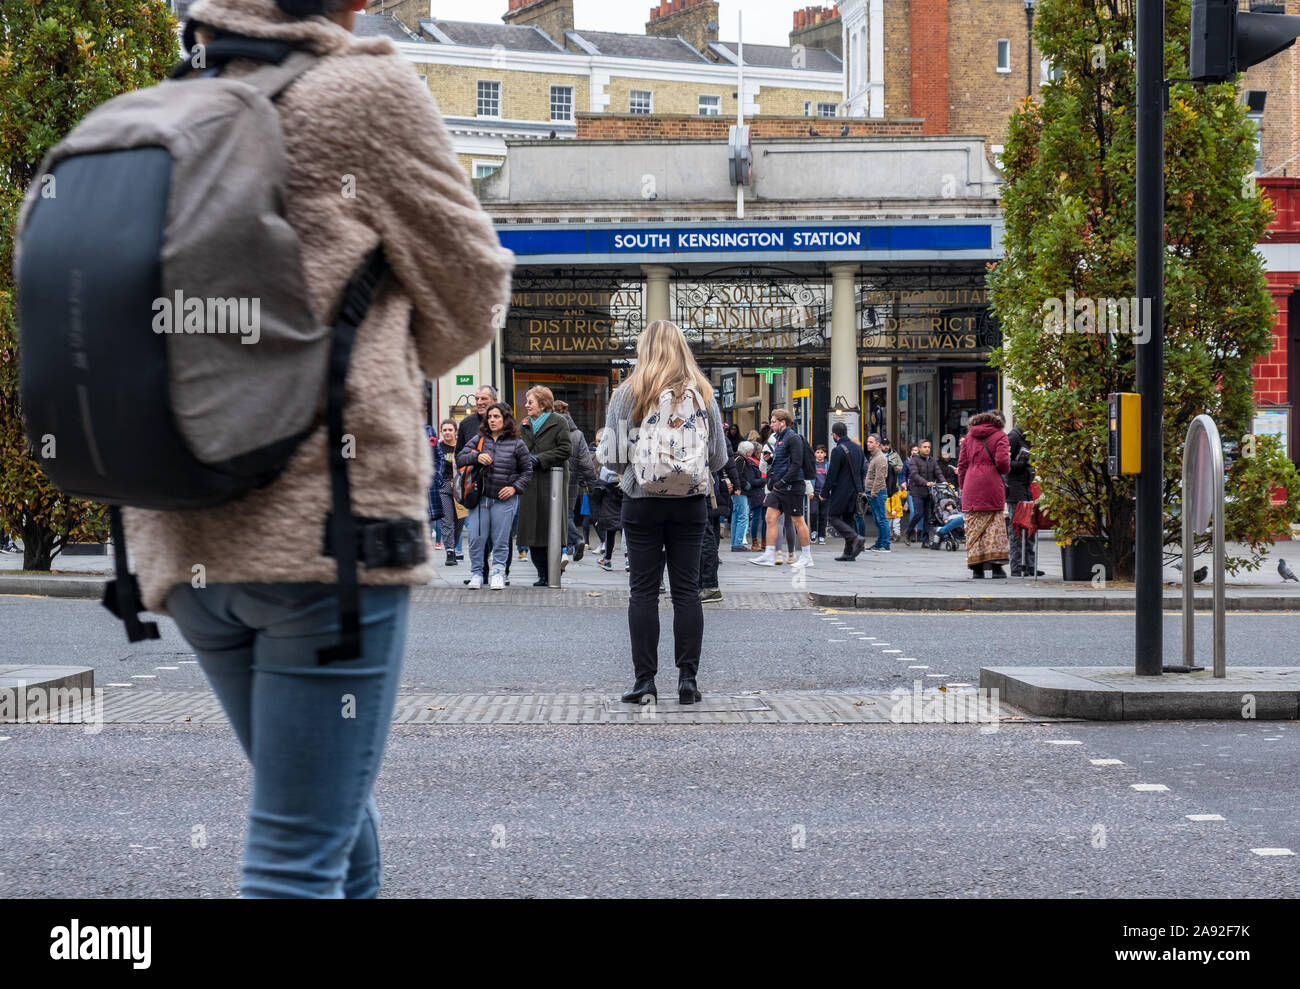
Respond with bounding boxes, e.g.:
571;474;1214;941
0;719;1294;898
4;596;1297;693
2;595;1295;898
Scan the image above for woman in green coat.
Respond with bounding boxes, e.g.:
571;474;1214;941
516;386;572;585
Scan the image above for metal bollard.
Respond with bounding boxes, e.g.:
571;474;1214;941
547;466;564;589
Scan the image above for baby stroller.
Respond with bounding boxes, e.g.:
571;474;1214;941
929;483;965;550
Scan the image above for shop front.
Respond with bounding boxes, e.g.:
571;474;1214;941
488;220;1004;449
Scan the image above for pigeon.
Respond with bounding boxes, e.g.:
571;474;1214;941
840;123;849;136
1173;561;1208;583
808;125;819;137
1280;559;1299;582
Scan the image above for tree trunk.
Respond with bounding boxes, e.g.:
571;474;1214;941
21;519;57;571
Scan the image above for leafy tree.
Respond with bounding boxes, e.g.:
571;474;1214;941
0;1;178;569
989;0;1300;579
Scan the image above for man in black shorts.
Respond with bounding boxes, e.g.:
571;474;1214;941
750;409;814;568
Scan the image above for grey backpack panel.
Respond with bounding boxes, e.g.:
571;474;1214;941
19;54;324;468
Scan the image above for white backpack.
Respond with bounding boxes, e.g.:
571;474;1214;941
632;388;711;496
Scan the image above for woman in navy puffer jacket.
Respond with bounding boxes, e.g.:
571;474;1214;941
456;403;533;589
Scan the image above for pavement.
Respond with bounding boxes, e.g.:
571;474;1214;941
5;533;1300;611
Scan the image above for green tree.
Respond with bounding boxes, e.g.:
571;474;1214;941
989;0;1300;579
0;1;178;570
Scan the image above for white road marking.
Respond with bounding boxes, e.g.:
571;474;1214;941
105;683;134;688
882;649;902;654
873;642;891;646
179;660;198;664
0;737;10;742
908;665;929;669
1046;740;1083;746
1090;759;1124;765
948;683;973;687
925;674;948;678
155;666;179;670
1131;784;1170;792
1264;737;1282;741
827;639;846;643
131;675;156;679
1250;848;1295;856
1186;814;1226;821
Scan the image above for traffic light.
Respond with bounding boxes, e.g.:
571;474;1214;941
1190;0;1300;82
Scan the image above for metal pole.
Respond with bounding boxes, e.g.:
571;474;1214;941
737;11;744;220
1181;441;1194;669
1212;429;1226;678
1135;0;1165;676
547;466;564;589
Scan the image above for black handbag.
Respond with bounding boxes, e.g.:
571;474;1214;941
455;437;486;510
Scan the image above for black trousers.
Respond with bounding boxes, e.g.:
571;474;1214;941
700;516;721;589
827;511;858;547
622;495;707;680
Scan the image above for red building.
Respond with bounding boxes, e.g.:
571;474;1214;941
1257;177;1300;465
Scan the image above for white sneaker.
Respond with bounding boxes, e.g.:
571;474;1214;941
792;551;814;568
750;551;777;567
489;573;505;590
467;575;483;590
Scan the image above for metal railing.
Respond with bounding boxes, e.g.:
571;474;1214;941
1181;414;1226;677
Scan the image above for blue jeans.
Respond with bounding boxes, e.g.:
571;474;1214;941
870;492;891;548
730;496;750;547
165;583;410;898
467;494;519;578
938;514;964;537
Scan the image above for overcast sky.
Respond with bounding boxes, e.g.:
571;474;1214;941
428;0;812;46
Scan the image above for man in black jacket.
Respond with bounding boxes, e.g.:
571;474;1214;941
1005;425;1042;575
820;422;867;560
905;439;944;546
456;385;496;451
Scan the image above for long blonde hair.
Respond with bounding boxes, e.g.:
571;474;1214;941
623;320;714;422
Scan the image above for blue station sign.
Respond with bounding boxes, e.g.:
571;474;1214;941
496;221;995;263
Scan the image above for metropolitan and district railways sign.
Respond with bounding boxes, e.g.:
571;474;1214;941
859;286;999;353
503;278;997;359
505;282;643;354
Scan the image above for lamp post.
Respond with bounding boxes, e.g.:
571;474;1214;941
1024;0;1036;97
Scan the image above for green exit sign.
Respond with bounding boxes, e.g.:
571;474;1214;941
455;374;474;386
755;366;783;383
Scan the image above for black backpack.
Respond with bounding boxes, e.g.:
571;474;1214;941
794;431;816;483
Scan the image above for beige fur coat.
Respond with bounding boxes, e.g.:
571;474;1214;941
125;0;514;612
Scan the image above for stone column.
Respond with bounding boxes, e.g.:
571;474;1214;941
829;263;859;412
643;265;672;324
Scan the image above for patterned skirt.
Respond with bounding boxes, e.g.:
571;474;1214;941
965;510;1009;566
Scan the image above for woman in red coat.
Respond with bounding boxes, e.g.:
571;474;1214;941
956;411;1011;578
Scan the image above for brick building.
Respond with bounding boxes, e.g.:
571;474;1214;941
361;0;844;180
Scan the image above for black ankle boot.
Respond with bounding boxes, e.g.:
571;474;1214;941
990;564;1007;578
678;676;702;704
970;565;986;579
621;678;657;704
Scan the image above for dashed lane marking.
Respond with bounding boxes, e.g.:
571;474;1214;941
908;665;929;669
1250;848;1295;856
155;666;179;671
105;683;133;688
1091;759;1124;765
1045;740;1083;745
1131;784;1170;792
1187;814;1226;821
130;675;156;680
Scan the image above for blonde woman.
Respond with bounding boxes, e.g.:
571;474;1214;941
597;320;728;705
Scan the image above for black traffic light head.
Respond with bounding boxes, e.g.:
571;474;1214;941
1191;0;1300;82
